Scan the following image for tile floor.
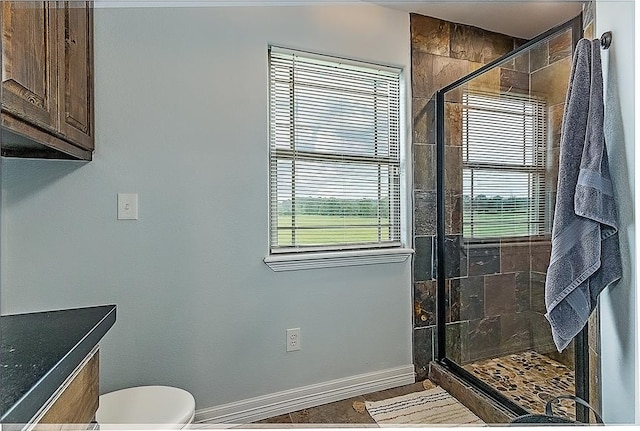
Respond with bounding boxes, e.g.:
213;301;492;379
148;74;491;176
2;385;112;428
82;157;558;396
252;382;426;426
252;350;576;426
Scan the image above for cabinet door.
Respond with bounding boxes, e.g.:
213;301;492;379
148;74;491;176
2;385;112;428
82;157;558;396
37;350;99;426
57;1;94;150
1;1;58;133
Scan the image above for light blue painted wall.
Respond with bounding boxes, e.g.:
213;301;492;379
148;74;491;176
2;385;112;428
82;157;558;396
595;0;638;424
0;5;413;410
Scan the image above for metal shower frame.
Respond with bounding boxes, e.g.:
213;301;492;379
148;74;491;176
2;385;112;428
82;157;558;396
433;14;591;422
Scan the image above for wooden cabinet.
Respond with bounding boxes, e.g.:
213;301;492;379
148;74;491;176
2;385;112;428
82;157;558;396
34;349;100;429
1;2;58;136
1;1;94;160
56;1;94;151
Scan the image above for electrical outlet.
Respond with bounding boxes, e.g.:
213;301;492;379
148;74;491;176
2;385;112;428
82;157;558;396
286;328;301;352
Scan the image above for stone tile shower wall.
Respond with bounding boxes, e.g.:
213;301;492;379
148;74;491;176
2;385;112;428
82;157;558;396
528;26;576;369
411;14;525;379
411;13;580;381
411;7;601;422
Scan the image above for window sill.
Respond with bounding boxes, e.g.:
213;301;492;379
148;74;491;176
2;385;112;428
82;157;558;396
264;248;414;272
463;235;552;248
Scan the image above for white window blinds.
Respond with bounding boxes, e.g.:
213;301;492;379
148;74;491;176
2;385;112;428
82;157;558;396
461;91;548;239
269;47;402;253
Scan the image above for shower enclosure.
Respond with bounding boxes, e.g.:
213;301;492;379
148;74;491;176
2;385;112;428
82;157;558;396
433;16;590;421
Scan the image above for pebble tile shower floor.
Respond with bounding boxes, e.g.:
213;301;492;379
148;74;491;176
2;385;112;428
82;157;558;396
463;350;576;420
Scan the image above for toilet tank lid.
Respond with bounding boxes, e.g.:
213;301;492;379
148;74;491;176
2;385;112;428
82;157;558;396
96;386;195;428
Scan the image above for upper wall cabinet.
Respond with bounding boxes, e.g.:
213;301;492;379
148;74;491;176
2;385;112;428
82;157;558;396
1;1;94;160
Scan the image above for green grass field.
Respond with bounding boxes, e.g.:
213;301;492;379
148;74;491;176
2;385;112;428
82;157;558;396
463;211;531;237
277;214;390;246
276;211;533;246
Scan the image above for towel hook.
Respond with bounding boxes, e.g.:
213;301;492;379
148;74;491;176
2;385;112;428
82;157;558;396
600;31;612;49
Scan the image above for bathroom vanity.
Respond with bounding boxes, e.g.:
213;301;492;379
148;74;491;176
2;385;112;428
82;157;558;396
0;305;116;429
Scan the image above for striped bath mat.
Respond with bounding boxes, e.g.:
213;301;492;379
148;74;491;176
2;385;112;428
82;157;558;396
365;387;485;426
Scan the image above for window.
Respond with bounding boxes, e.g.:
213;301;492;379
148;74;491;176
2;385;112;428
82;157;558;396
268;47;402;255
462;91;548;240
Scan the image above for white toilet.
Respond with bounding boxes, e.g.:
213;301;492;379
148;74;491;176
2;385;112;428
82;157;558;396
96;386;196;429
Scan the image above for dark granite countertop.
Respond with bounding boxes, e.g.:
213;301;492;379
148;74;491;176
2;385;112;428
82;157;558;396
0;305;116;425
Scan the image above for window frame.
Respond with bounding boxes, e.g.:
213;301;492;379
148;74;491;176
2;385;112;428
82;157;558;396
460;90;550;242
265;47;412;270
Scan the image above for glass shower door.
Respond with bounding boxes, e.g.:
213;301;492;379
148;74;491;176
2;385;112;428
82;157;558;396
435;18;585;420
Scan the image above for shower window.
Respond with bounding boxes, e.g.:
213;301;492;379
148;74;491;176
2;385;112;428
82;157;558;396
462;91;548;240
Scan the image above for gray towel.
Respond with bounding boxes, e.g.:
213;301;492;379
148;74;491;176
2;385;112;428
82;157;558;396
545;38;622;352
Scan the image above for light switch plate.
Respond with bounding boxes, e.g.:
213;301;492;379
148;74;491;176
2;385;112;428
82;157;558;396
117;193;138;220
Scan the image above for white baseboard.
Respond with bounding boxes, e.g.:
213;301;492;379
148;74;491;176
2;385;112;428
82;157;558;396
194;364;415;425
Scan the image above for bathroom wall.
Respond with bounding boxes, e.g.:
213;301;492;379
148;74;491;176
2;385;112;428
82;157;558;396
1;4;414;417
595;0;637;424
410;14;525;379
